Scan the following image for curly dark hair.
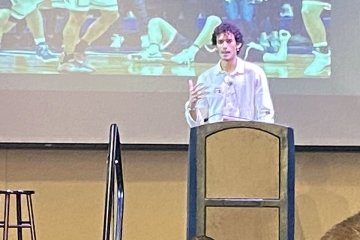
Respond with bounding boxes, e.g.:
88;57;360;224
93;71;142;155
211;22;244;55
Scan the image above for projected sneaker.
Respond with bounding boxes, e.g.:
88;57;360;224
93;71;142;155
128;48;164;61
57;57;95;74
170;49;195;65
304;50;331;76
36;43;58;62
74;53;96;72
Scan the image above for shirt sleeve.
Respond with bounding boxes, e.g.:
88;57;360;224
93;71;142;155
255;67;275;123
185;100;200;128
184;75;208;128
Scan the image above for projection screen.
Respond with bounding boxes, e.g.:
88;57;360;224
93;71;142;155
0;0;359;146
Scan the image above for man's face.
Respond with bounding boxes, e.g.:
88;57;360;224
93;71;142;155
215;31;241;61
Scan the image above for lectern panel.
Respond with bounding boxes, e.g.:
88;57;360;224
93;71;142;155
205;128;280;198
206;207;279;240
187;122;295;240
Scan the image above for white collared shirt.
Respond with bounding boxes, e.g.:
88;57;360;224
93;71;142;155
185;57;274;128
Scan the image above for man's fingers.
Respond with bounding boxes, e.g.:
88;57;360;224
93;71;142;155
199;90;210;96
193;83;208;93
196;90;210;100
189;82;210;106
188;79;194;91
193;82;203;89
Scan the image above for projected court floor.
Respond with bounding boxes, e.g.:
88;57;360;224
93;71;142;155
0;49;329;78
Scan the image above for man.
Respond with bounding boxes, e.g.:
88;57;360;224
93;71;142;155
57;0;119;73
0;0;57;62
185;22;274;128
301;0;331;75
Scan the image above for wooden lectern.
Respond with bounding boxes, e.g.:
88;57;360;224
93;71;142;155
187;121;295;240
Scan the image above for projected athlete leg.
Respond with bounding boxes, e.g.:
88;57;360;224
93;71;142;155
263;29;291;62
0;1;57;62
73;9;119;60
170;15;222;65
128;17;178;60
302;0;331;75
254;0;290;52
26;7;58;62
58;10;88;72
129;15;221;63
0;9;11;43
244;29;291;62
58;0;119;73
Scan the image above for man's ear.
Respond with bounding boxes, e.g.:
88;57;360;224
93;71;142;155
236;43;242;50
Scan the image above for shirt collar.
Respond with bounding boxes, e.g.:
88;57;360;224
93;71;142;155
215;57;245;76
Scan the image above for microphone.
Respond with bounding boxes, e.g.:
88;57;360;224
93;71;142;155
224;76;233;86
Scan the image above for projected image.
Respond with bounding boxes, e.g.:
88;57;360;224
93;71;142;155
0;0;332;78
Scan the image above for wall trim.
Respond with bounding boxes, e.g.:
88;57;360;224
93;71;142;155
1;143;360;152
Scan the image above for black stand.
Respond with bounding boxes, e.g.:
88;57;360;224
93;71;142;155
102;124;124;240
